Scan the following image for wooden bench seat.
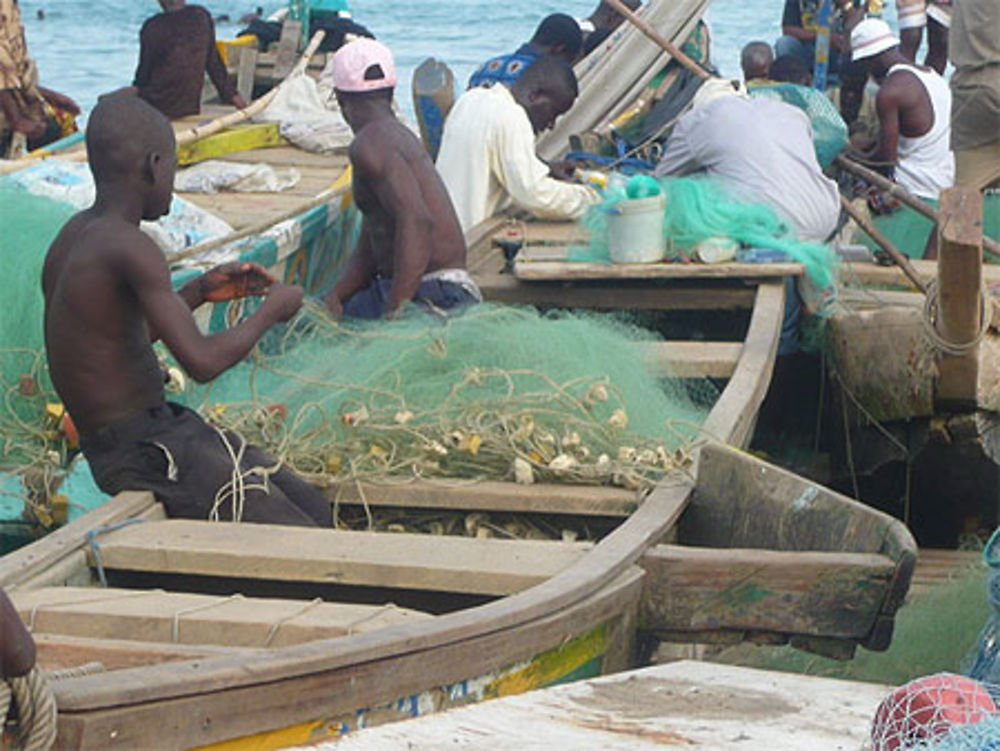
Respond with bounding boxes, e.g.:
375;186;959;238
14;586;432;649
87;520;593;596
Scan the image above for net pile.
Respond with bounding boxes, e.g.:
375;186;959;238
0;185;76;505
185;301;714;493
571;175;838;290
748;82;849;169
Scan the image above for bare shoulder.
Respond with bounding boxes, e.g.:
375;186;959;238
351;119;422;173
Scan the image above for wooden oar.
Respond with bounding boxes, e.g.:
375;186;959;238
603;0;710;81
0;30;327;177
836;154;1000;259
839;194;928;293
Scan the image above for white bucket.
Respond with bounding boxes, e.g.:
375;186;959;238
607;194;667;264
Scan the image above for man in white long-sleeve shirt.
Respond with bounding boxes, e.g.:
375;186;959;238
436;56;600;234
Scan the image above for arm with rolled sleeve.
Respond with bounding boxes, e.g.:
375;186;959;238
490;100;599;221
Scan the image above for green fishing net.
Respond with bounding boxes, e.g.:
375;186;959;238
748;82;849;169
572;175;839;289
0;184;75;469
180;301;715;491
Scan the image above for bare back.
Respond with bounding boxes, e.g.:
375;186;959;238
43;212;166;438
350;117;466;276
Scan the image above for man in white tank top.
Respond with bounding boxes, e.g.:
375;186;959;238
849;18;954;206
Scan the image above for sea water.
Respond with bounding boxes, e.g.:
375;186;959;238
18;0;903;119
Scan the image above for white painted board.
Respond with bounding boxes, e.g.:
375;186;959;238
294;660;890;750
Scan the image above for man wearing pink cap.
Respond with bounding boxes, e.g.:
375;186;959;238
323;38;476;320
849;16;953;253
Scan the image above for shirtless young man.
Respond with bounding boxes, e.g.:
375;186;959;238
323;39;477;320
43;94;331;526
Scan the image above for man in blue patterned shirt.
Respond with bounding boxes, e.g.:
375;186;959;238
468;14;582;89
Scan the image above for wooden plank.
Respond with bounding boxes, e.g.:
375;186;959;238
639;341;741;378
639;545;893;639
840;257;1000;289
935;186;984;408
473;268;756;311
513;259;804;281
333;480;640;517
90;520;592;596
0;491;156;589
272;20;303;80
176;122;285;166
491;221;590;247
236;45;259;103
296;661;890;751
701;281;785;447
15;587;432;649
34;634;263;672
52;570;643;749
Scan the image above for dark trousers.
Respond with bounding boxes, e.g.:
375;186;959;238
343;278;480;320
82;402;332;527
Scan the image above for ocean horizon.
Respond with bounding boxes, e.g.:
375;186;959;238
13;0;833;120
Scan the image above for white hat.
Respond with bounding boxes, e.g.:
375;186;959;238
851;18;899;61
691;78;748;110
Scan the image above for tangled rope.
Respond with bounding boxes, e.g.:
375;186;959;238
921;280;991;357
0;667;57;751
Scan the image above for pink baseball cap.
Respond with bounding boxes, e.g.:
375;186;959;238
331;38;397;93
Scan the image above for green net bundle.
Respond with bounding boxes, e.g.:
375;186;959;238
748;82;849;169
0;185;75;473
572;176;838;289
182;302;714;492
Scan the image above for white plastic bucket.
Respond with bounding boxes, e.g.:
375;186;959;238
607;195;667;264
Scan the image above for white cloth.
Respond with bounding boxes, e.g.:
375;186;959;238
887;63;955;200
435;84;600;234
655;96;840;243
256;73;352;153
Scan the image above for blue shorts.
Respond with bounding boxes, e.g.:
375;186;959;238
343;277;481;319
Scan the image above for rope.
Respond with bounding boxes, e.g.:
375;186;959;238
171;594;245;643
262;598;324;647
207;427;276;523
921;280;991;357
1;667;57;751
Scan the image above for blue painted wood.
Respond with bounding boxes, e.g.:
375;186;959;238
813;0;835;91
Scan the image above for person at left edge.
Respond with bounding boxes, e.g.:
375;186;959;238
0;0;79;152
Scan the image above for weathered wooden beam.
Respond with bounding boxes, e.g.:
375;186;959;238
474;269;756;310
935;186;984;409
332;480;640;517
16;587;432;649
90;520;593;597
638;341;741;378
638;545;893;640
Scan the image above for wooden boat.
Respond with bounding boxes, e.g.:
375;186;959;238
1;432;915;750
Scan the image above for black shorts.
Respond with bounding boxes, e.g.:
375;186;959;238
82;402;332;527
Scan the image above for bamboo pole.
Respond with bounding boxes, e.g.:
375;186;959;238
603;0;711;81
836;154;1000;259
839;194;928;293
0;30;326;178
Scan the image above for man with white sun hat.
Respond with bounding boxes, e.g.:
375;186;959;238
849;16;954;214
